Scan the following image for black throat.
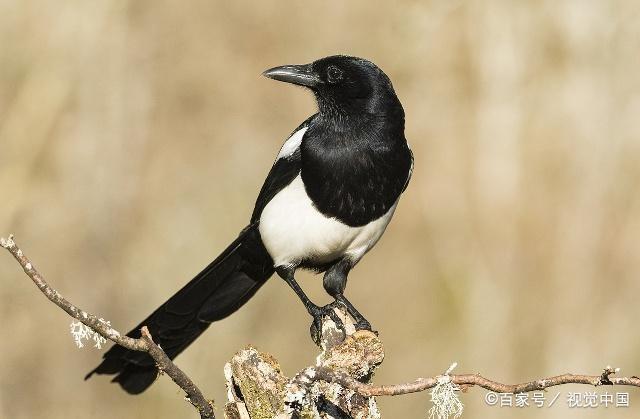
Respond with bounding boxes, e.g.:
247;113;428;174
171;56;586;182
300;110;412;227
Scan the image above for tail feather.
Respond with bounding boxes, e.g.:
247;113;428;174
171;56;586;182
86;224;273;394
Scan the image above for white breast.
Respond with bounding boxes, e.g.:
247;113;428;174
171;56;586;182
259;175;398;268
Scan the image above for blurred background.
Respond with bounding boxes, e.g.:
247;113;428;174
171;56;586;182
1;1;639;418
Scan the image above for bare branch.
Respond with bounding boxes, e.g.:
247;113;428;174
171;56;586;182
304;365;640;397
1;235;215;419
139;326;214;417
4;233;640;419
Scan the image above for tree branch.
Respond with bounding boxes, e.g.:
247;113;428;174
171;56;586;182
304;365;640;397
4;233;640;419
1;234;215;419
224;316;640;418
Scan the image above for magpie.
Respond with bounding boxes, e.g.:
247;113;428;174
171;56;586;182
86;55;413;394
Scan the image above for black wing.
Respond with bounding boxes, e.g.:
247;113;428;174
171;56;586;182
250;115;316;223
402;147;414;192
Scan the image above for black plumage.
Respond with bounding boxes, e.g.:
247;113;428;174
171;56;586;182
301;112;412;227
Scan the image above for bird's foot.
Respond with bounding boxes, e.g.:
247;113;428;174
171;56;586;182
308;302;347;346
332;294;377;335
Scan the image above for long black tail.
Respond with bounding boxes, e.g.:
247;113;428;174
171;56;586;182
85;224;274;394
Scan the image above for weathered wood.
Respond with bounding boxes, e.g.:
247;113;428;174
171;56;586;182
223;308;383;419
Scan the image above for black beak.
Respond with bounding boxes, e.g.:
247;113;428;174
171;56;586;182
262;64;320;88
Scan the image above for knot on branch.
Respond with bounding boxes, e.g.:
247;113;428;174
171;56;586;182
224;308;384;419
0;234;15;249
599;365;620;386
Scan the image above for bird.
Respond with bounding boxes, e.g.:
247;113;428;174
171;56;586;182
86;55;413;394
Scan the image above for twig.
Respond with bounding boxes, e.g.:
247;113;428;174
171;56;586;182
307;365;640;397
1;234;215;419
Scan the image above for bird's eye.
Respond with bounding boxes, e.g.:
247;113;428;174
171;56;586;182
326;65;343;84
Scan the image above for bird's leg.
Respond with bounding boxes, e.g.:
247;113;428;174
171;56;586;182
322;259;375;332
276;266;344;344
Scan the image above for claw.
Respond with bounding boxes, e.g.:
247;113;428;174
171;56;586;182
354;319;376;335
308;303;347;346
355;319;370;330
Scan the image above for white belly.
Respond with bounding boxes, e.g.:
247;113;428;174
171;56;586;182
259;175;397;268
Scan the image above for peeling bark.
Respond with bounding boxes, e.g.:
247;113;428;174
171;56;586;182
224;309;383;419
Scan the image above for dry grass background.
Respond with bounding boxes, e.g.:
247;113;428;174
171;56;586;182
1;1;640;418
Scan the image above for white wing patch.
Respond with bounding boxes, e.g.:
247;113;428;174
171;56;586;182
277;126;308;159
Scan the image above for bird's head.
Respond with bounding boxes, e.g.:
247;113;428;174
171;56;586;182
263;55;403;119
